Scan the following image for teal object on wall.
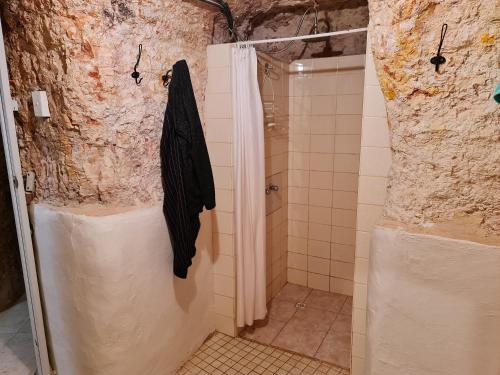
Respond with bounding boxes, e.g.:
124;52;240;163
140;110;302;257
494;82;500;104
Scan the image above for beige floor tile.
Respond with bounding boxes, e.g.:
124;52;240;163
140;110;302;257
274;283;312;303
290;308;337;332
318;330;351;353
268;299;298;322
179;282;354;374
272;322;327;357
177;332;346;375
330;314;351;333
304;290;347;312
242;319;286;344
340;296;352;314
315;346;350;370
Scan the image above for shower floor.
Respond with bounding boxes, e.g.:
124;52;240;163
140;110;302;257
241;284;352;370
177;332;348;375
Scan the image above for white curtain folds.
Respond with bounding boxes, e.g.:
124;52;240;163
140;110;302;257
232;46;267;327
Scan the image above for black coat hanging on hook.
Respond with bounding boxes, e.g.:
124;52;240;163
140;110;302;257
430;24;448;72
131;44;143;85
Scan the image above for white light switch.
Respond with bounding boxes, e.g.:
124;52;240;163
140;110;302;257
25;171;35;193
32;90;51;117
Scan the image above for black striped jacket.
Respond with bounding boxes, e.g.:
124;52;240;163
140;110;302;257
160;60;216;279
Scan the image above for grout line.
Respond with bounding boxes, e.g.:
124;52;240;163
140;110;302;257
313;326;331;358
244;284;352;371
270;284;312;346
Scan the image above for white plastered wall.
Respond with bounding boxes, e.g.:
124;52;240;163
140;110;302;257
31;204;214;375
366;226;500;375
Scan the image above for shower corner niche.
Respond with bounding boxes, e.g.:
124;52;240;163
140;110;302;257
258;52;290;303
205;42;370;331
286;53;366;296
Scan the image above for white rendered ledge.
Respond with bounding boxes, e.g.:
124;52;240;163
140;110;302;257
31;203;214;375
366;225;500;375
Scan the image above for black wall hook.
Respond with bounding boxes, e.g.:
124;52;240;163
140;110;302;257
162;69;173;88
131;44;143;85
430;24;448;72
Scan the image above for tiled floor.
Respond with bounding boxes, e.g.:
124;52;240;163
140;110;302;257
241;284;352;369
177;332;348;375
0;296;36;375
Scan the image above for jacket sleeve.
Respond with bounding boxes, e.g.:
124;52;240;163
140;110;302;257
183;72;216;211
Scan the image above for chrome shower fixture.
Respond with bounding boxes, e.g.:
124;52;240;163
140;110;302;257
312;0;320;35
265;0;330;54
304;0;331;44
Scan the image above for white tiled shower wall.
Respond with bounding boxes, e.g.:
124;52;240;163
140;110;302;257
257;53;290;303
204;43;387;356
206;44;237;337
286;55;366;296
205;46;292;336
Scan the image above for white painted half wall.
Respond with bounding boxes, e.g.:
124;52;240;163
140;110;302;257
31;204;215;375
366;225;500;375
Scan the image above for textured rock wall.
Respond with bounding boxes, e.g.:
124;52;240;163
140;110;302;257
3;0;497;239
369;0;500;237
2;0;367;207
248;6;368;62
0;132;24;312
2;0;214;205
216;0;368;62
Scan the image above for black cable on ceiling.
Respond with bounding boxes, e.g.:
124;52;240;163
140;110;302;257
197;0;236;41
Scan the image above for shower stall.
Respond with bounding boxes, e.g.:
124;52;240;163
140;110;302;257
205;23;372;367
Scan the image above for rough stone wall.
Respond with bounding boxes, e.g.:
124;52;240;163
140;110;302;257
217;0;368;62
248;6;368;62
4;0;497;239
2;0;214;205
369;0;500;237
0;132;24;311
2;0;367;207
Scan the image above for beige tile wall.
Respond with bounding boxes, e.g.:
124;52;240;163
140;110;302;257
350;36;391;375
206;46;291;335
257;53;290;303
206;44;237;337
286;55;365;296
205;44;379;348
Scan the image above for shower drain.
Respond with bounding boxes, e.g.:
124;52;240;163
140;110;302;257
295;302;306;310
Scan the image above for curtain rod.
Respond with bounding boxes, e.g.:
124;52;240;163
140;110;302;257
237;27;368;46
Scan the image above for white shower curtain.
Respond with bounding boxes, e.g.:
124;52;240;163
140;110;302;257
232;46;267;327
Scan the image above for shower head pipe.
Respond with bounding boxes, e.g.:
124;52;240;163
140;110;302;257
197;0;225;11
197;0;236;41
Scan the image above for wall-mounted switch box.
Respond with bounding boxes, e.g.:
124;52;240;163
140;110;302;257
32;91;51;117
25;171;35;193
11;98;19;112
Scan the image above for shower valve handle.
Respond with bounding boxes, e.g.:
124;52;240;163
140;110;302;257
265;184;280;195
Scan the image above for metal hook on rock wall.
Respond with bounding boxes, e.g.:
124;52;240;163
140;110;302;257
430;24;448;73
162;69;173;88
131;44;144;85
